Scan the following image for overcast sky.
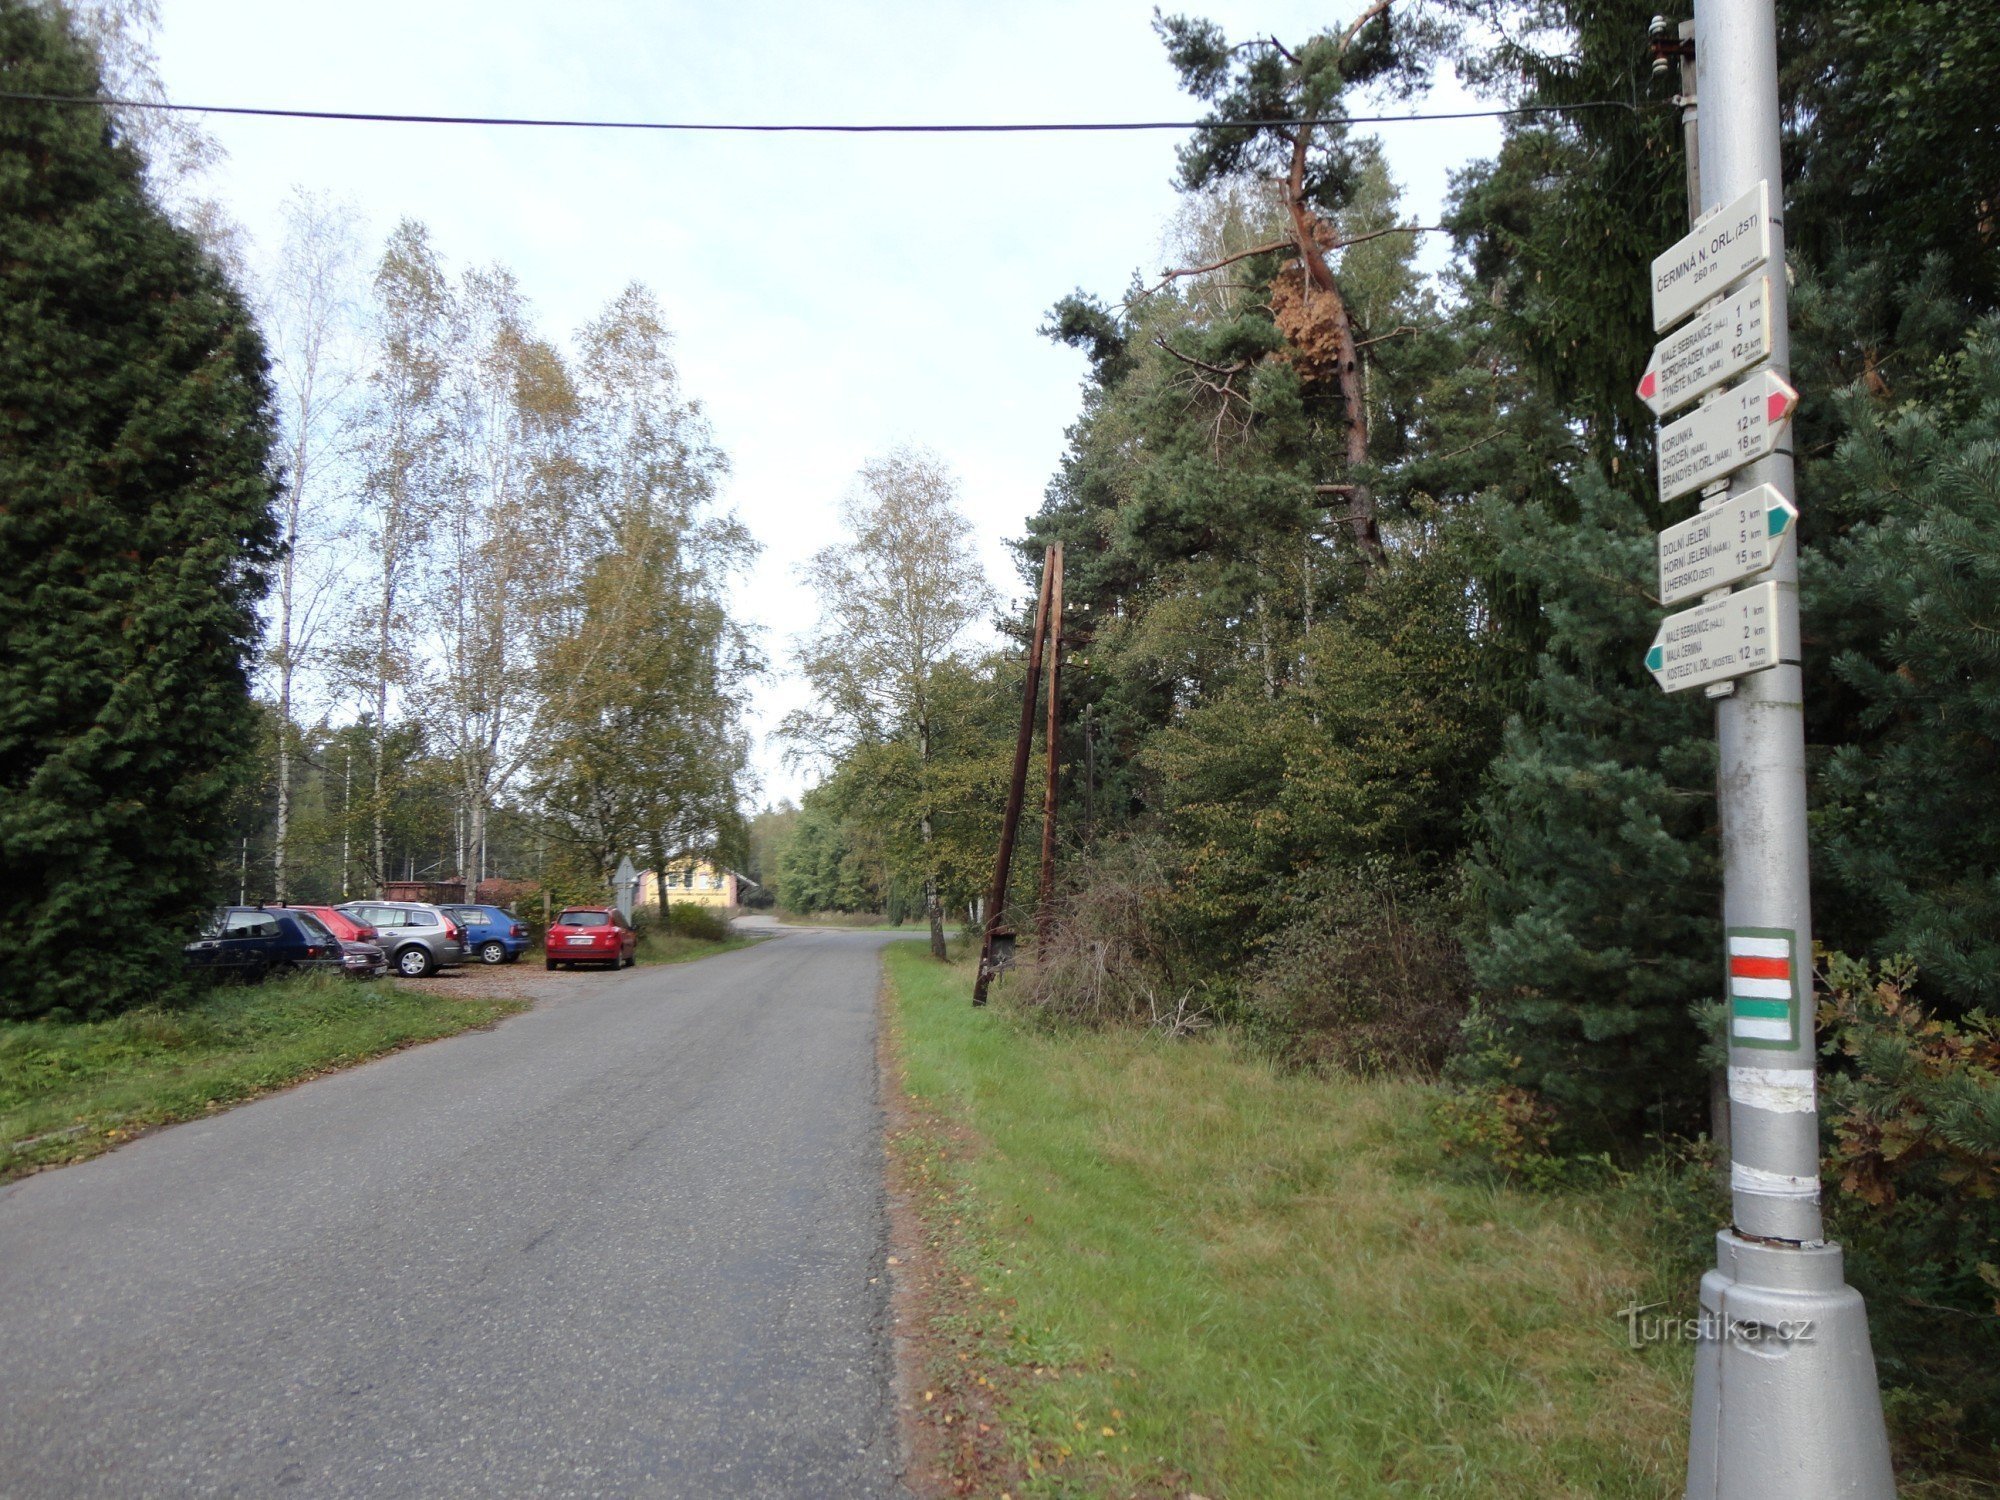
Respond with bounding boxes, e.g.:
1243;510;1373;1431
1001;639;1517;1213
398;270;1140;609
152;0;1500;804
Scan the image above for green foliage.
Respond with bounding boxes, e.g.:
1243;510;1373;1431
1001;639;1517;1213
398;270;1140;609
1242;866;1470;1077
0;4;279;1020
1145;536;1510;958
1465;471;1716;1138
1812;319;2000;1008
664;901;730;943
1783;0;2000;314
1818;953;2000;1343
774;779;883;915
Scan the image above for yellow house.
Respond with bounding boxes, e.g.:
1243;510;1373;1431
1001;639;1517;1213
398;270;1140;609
636;860;739;909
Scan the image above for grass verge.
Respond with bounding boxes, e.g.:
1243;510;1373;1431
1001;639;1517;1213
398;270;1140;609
883;943;1696;1498
0;973;522;1184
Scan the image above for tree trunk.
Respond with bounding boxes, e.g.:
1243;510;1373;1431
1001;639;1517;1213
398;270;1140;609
919;713;945;959
372;652;388;898
1287;129;1384;567
273;706;290;904
467;794;487;902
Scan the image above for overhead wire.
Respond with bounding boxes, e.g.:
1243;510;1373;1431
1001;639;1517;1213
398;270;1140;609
0;91;1659;134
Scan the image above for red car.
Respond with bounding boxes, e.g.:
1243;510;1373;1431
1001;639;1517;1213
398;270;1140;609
545;907;636;970
293;905;380;945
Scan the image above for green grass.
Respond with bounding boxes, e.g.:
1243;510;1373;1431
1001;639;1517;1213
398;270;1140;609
0;973;522;1183
884;943;1695;1498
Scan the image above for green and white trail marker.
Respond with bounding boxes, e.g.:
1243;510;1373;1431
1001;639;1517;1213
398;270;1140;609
1657;483;1796;606
1644;579;1792;693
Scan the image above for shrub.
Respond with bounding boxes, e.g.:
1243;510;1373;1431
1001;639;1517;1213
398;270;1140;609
1241;869;1470;1077
1019;841;1207;1031
1816;951;2000;1471
649;902;730;943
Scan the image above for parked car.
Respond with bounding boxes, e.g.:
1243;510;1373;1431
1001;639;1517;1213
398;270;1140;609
450;905;530;966
336;900;466;978
183;907;343;982
291;904;381;946
334;938;388;979
545;907;637;970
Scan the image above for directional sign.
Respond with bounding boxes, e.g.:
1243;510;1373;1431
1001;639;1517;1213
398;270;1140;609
1657;369;1798;503
1651;180;1772;333
1645;580;1793;693
1639;277;1772;418
1657;484;1797;606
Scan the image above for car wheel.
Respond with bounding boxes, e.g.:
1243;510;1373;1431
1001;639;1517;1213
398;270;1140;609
545;957;557;971
480;940;506;965
621;951;635;969
396;946;434;979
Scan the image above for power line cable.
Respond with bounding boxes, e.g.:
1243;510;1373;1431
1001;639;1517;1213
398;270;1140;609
0;90;1657;134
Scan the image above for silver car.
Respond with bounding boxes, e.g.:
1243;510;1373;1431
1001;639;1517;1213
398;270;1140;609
337;901;466;978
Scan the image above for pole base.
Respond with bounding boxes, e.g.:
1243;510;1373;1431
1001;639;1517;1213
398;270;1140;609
1685;1230;1895;1499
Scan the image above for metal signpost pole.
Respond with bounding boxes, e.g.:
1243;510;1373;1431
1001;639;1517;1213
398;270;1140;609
1682;1;1894;1494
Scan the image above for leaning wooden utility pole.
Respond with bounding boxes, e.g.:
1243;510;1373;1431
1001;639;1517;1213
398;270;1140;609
1035;544;1065;949
973;546;1054;1005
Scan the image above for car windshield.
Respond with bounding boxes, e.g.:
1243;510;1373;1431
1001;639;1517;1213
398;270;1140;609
560;910;610;926
293;912;332;940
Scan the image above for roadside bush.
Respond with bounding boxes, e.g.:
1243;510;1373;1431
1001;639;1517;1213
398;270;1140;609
1816;951;2000;1473
640;902;730;943
1019;841;1209;1031
1241;869;1470;1076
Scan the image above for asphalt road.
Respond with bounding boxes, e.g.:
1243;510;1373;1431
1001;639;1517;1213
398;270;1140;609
0;927;905;1499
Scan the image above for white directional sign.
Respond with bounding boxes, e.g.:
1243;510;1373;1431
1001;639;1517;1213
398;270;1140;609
1657;484;1796;606
1639;277;1772;418
1645;580;1793;693
1657;370;1798;503
1651;180;1772;333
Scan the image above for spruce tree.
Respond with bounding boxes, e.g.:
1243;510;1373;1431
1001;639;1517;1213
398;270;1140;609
0;2;279;1019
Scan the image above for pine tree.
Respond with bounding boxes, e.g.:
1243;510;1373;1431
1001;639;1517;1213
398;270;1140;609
1812;317;2000;1008
0;2;279;1019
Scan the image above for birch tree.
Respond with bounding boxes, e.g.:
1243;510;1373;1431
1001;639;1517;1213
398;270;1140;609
527;284;755;900
257;189;360;902
427;264;576;890
353;219;450;893
786;449;994;958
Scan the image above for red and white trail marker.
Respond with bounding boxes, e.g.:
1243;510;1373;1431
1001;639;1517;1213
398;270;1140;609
1639;277;1772;418
1657;369;1798;503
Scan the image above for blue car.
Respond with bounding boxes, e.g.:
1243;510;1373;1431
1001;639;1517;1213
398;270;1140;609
450;905;530;966
183;907;343;982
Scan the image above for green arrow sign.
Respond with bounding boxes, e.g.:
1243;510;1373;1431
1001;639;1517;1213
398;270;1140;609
1656;484;1797;606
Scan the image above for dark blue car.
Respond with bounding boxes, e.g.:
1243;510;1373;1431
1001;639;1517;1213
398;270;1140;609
183;907;343;981
450;905;530;966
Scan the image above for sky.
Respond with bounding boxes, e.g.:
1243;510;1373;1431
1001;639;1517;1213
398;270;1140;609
150;0;1502;805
